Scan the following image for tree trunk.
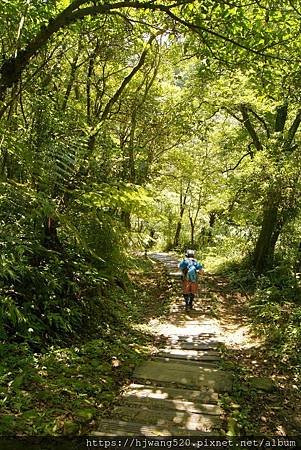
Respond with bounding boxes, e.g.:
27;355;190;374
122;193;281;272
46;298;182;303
173;181;190;248
43;217;60;250
209;212;216;228
121;211;131;230
173;220;182;247
253;192;280;274
189;216;195;247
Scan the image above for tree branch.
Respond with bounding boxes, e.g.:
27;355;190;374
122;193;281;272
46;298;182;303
240;104;263;151
248;107;270;138
284;109;301;151
223;106;244;123
162;8;292;62
222;145;253;173
0;0;290;102
89;34;156;139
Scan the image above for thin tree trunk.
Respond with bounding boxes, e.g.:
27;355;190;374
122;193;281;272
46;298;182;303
189;216;195;247
62;42;81;110
173;181;190;247
121;211;131;230
173;220;183;247
253;192;280;274
43;217;60;250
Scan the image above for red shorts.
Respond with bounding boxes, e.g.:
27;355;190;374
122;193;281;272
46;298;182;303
182;279;198;295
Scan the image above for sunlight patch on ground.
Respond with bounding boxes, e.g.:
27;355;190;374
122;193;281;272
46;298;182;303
219;323;262;349
149;316;221;338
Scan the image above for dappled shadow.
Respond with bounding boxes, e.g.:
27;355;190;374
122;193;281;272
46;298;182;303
92;334;228;435
0;257;175;436
203;267;301;435
218;344;301;435
94;364;225;435
91;253;235;436
128;256;174;326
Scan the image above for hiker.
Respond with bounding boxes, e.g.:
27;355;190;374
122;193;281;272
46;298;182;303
179;250;204;309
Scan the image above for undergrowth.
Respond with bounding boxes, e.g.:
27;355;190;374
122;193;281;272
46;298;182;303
220;256;301;371
0;257;168;436
213;252;301;434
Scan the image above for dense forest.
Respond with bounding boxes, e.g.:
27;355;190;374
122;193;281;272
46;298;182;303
1;0;301;437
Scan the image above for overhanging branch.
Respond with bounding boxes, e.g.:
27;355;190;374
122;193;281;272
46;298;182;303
0;0;192;100
0;0;293;102
284;109;301;151
240;104;263;151
222;143;254;173
248;107;270;138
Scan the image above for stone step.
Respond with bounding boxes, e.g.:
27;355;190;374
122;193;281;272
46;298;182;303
166;321;218;326
165;332;218;338
165;336;220;346
111;405;221;432
153;356;219;367
157;348;220;362
165;342;219;351
91;419;215;436
124;383;219;404
164;330;220;336
165;334;217;340
175;329;217;333
121;395;223;415
133;360;233;393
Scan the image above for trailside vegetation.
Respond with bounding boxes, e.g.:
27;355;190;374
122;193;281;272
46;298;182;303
1;0;301;435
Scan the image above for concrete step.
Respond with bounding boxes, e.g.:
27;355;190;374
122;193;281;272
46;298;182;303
133;360;233;393
111;405;221;432
153;356;219;367
91;419;216;436
157;348;220;362
165;342;220;351
164;329;220;335
165;334;218;340
124;383;220;404
121;395;223;415
166;321;217;326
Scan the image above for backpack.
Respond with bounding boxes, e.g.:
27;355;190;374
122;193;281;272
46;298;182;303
185;258;198;282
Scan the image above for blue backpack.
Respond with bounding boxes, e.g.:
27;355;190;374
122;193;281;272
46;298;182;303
186;258;198;282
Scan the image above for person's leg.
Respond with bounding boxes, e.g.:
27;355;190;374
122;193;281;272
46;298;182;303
182;280;189;308
189;282;198;308
186;282;193;308
183;293;189;308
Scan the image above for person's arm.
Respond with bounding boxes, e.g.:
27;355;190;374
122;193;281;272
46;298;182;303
196;262;204;274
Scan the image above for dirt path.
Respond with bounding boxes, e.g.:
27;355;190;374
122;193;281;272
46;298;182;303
92;253;233;436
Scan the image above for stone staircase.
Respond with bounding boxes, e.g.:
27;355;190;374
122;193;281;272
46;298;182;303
93;253;232;436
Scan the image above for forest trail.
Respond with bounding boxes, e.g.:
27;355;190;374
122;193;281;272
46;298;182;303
93;253;233;436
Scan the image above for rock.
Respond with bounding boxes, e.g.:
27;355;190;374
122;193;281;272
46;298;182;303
249;376;275;392
63;420;80;435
